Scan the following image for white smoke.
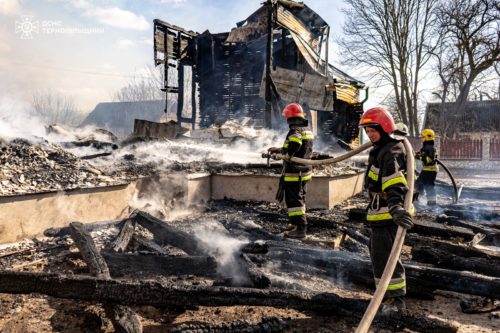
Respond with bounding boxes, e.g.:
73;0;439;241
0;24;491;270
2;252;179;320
192;218;250;285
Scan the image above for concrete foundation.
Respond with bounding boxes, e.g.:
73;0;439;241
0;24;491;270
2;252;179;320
0;171;364;243
211;172;365;209
0;184;135;244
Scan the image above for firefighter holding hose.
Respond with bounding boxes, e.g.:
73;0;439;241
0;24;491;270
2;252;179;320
359;107;415;313
415;129;438;206
267;103;314;239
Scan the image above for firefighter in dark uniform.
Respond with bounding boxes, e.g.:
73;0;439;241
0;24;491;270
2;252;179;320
415;128;438;206
268;103;313;239
359;107;414;312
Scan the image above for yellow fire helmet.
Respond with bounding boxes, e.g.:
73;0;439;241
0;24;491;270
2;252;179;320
421;128;435;141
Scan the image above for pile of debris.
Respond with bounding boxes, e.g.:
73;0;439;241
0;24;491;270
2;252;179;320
0;139;124;195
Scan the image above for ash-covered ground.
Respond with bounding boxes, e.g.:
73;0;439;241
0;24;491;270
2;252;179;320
0;191;499;332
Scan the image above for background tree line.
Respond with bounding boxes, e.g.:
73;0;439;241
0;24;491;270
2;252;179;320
339;0;499;137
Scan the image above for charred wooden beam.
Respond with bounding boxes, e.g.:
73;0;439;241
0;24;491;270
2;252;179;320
129;234;168;255
259;241;500;298
102;252;217;278
69;222;142;333
436;215;499;235
410;219;476;241
241;241;269;254
240;253;271;289
0;271;458;333
69;222;110;278
443;208;500;222
109;219;136;253
406;234;500;261
411;245;500;278
132;211;205;256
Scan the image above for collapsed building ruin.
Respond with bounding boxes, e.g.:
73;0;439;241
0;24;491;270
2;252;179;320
153;0;366;143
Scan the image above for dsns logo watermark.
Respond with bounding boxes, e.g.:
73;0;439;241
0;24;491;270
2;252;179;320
15;15;104;39
15;16;39;39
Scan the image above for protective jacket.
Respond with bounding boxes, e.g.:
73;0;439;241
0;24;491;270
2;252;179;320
416;141;438;172
365;137;413;225
281;124;314;182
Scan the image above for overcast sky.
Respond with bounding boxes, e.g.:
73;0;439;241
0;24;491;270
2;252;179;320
0;0;354;114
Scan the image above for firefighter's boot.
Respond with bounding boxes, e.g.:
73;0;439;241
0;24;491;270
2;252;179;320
283;223;296;232
381;297;406;314
285;224;307;239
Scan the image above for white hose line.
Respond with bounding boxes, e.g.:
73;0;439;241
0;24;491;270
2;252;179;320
274;141;373;166
355;138;415;333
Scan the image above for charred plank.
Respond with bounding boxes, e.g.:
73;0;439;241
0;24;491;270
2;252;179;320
406;234;500;260
436;215;500;235
69;222;142;333
132;211;205;256
0;271;458;333
410;219;476;241
129;234;168;255
102;252;217;278
69;222;110;278
240;253;271;289
258;241;500;298
109;219;136;253
411;245;500;277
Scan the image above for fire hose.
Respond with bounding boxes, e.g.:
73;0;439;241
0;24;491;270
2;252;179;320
436;159;459;204
263;139;415;333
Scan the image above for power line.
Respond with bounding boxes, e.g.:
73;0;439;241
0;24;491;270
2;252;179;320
3;60;158;80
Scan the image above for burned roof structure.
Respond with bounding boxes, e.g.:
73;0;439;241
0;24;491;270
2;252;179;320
153;0;366;143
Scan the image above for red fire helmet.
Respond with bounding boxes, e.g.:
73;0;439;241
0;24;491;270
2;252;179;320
359;107;397;134
283;103;306;119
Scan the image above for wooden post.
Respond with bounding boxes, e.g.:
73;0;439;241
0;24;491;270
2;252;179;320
264;0;275;128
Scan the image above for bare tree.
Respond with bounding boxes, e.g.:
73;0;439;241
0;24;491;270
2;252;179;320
339;0;439;136
31;90;84;126
113;65;165;102
435;0;500;136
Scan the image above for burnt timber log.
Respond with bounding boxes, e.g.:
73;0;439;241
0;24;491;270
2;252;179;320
132;211;205;256
443;208;500;223
129;234;168;255
410;219;476;241
69;222;110;278
101;252;217;278
0;271;458;333
240;253;271;289
109;219;136;253
436;215;500;235
69;222;142;333
258;241;500;298
405;234;500;261
411;245;500;277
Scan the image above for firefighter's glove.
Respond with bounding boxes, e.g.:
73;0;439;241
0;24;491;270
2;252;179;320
311;152;332;160
267;147;281;154
414;152;422;160
390;207;413;230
